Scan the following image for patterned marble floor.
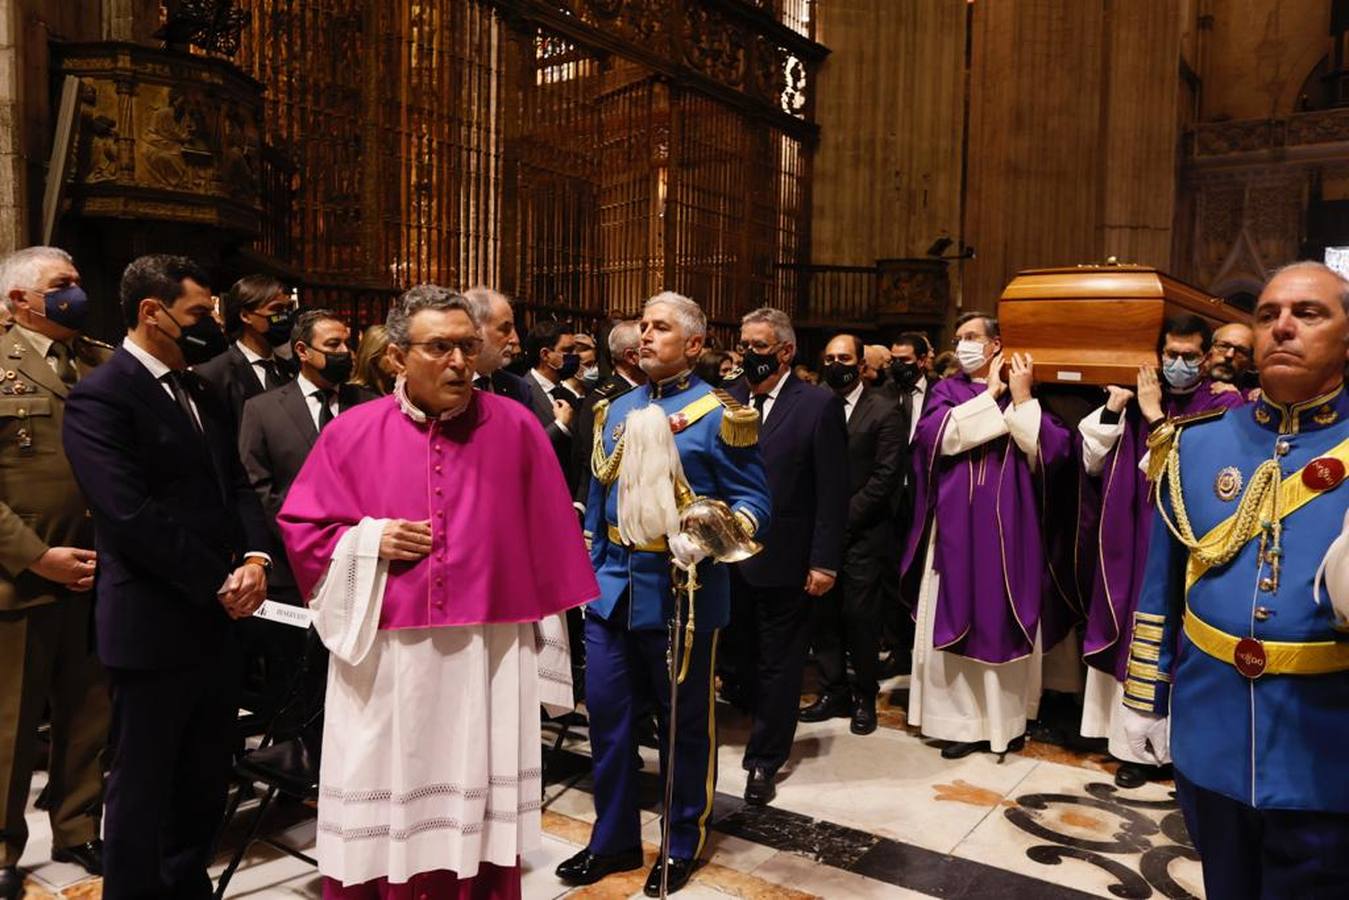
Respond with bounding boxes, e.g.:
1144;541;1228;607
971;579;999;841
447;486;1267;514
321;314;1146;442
13;675;1205;899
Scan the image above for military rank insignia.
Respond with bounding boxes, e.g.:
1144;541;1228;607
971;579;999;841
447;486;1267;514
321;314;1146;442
1214;466;1243;501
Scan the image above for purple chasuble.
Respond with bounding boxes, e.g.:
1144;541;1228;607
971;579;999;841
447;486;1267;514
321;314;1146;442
278;392;598;629
901;374;1073;664
1081;379;1246;679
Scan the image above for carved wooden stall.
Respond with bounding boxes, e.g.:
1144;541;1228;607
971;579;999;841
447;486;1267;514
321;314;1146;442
224;0;827;342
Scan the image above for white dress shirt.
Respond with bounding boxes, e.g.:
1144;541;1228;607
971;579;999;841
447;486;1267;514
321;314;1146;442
296;373;338;432
236;340;273;390
529;368;570;435
123;336;202;430
753;372;788;422
841;380;865;423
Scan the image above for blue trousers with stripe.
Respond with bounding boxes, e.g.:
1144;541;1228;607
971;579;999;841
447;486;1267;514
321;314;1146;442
584;607;719;860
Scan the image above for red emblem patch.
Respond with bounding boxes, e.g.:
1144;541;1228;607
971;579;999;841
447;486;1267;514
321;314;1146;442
668;413;688;433
1234;637;1267;679
1301;457;1346;492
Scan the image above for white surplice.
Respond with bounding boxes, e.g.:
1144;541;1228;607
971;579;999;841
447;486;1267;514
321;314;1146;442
1074;406;1148;761
308;518;573;886
907;392;1047;753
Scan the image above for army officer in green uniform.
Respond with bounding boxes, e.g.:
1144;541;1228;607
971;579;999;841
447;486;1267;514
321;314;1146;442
0;246;113;897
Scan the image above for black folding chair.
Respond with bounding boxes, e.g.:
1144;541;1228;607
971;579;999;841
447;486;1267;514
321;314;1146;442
214;626;328;899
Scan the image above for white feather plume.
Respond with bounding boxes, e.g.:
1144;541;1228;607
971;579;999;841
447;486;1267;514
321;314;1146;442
617;404;685;547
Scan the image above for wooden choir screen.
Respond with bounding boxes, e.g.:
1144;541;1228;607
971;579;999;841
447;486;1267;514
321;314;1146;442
238;1;816;333
238;0;504;326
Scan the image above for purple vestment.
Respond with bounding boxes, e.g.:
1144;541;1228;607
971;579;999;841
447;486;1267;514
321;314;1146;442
1081;379;1246;678
901;374;1073;664
278;392;598;629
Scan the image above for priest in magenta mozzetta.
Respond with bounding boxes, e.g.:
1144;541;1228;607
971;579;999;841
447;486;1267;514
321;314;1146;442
278;285;598;900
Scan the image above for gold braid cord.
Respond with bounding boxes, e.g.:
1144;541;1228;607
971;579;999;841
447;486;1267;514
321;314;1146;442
591;399;625;486
1156;445;1283;569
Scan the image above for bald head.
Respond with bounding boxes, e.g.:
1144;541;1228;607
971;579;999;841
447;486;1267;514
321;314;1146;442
1207;322;1255;384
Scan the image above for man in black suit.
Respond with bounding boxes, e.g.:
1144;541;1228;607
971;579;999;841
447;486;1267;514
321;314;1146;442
194;274;296;427
524;320;578;471
729;307;848;807
885;332;934;674
61;255;272;900
238;308;367;604
465;285;534;408
890;331;934;442
800;334;906;734
570;319;644;501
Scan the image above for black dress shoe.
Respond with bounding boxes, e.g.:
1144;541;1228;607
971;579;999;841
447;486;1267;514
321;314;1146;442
798;693;851;723
744;766;776;806
1114;761;1158;789
850;695;878;735
643;856;698;896
52;839;102;876
940;740;986;759
555;846;643;885
0;866;21;900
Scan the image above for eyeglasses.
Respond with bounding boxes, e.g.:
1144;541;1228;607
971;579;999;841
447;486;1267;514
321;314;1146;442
406;337;483;360
736;340;781;354
951;335;988;347
1161;350;1203;364
1212;340;1253;358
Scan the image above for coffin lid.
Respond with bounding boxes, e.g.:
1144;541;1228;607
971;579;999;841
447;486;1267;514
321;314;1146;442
999;264;1231;316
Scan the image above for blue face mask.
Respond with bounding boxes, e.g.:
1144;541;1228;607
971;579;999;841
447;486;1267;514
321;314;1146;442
35;284;90;330
1162;357;1201;391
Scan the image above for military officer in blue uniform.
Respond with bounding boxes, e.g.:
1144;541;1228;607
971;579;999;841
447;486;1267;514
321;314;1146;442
1122;260;1349;898
555;291;770;896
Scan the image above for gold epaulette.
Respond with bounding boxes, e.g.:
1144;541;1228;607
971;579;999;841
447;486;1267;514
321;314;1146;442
713;388;759;447
1145;407;1227;483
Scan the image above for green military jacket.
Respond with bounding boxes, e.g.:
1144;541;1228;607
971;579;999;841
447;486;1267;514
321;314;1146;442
0;325;114;609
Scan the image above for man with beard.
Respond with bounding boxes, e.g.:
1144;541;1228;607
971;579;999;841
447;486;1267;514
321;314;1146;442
1207;322;1258;399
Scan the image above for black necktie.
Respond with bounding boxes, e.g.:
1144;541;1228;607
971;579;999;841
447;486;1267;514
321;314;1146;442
48;341;77;387
255;358;283;390
314;389;335;429
752;393;768;423
163;371;203;438
475;375;492;394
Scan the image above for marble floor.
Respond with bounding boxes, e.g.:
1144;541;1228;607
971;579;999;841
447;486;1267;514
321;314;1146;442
13;675;1205;899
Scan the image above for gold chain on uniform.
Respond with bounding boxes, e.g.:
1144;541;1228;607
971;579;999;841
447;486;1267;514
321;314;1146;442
591;401;625;486
1156;445;1284;585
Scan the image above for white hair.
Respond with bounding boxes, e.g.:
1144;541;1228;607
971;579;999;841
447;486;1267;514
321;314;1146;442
1266;260;1349;313
644;291;706;338
741;306;795;345
461;285;503;324
617;404;685;546
0;246;72;310
607;319;641;357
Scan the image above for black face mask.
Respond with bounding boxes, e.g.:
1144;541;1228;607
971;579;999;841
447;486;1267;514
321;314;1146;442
823;362;860;391
891;360;921;390
742;349;779;385
555;352;580;381
262;309;296;347
163;307;227;366
316;349;354;384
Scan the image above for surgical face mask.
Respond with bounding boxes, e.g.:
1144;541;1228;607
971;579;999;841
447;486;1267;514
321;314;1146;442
31;284;90;330
1162;357;1202;391
823;362;860;391
316;349;354;384
555;351;581;380
162;307;227;366
579;364;599;386
955;339;989;375
742;349;779;385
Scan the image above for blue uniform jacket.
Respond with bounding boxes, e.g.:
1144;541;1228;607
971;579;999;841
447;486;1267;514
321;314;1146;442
1125;386;1349;811
583;374;771;632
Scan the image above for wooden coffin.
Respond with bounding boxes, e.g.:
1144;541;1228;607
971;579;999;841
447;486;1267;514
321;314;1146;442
997;265;1246;387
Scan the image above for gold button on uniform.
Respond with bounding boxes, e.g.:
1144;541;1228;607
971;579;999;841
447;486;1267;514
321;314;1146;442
1254;607;1272;622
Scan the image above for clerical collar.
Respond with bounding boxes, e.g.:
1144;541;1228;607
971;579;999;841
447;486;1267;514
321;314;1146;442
1252;383;1347;435
393;375;469;424
648;368;694;399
